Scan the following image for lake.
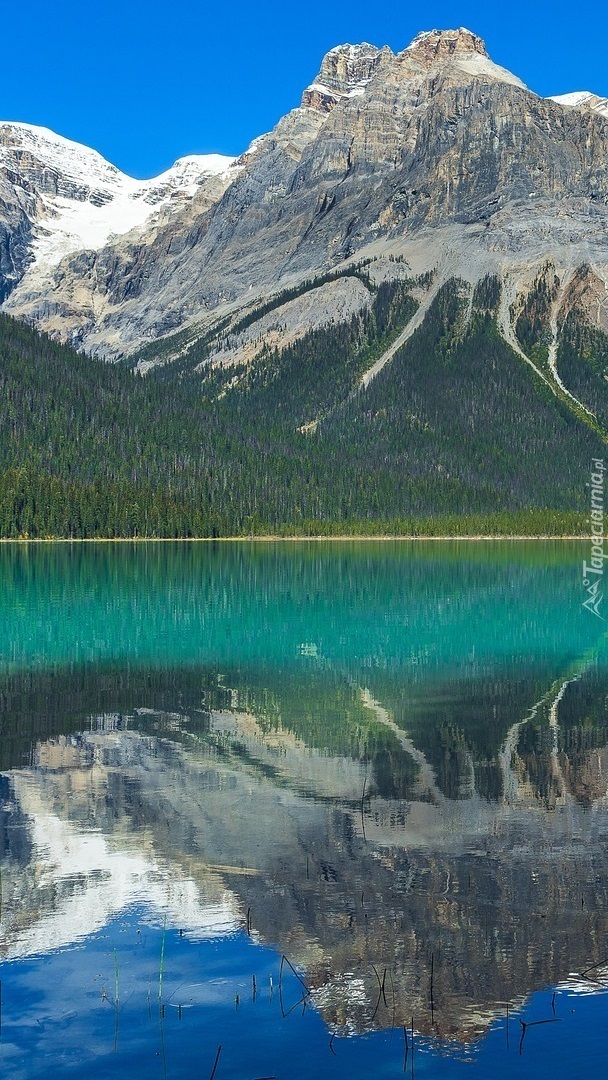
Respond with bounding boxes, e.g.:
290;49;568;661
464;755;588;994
1;540;607;1079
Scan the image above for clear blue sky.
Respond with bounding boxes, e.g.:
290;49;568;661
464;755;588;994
3;0;607;178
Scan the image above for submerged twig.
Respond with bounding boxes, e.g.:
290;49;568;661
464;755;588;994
209;1044;222;1080
158;916;167;1003
360;762;368;843
430;952;434;1007
388;967;396;1030
580;956;608;979
519;1017;562;1055
113;950;120;1053
281;955;310;994
280;993;308;1019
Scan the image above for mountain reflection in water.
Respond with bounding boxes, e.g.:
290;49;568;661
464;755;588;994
1;541;607;1062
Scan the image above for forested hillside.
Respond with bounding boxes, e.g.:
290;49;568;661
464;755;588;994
557;314;608;427
0;275;604;538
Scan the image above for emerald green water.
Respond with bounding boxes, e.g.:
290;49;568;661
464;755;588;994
1;541;607;1078
0;541;597;672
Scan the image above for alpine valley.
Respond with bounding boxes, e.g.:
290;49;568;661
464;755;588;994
2;27;608;538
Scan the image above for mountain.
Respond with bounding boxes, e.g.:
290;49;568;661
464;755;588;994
0;121;235;307
2;28;608;538
549;90;608;118
1;26;608;366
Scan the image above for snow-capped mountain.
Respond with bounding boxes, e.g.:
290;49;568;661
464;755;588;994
0;121;235;276
549;91;608;118
1;28;608;356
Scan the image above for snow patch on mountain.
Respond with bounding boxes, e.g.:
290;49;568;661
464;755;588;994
451;52;527;88
405;27;482;52
0;121;235;267
402;28;526;89
305;79;371;101
550;91;595;107
549;92;608;118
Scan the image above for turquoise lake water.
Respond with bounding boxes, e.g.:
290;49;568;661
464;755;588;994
1;541;607;1077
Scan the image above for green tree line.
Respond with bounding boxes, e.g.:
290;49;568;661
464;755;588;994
0;274;602;538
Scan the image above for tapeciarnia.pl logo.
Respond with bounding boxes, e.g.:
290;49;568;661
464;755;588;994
582;458;606;620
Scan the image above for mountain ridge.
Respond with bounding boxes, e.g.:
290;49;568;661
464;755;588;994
2;27;608;545
0;119;236;303
2;27;608;360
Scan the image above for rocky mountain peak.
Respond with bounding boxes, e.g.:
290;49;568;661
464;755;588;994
317;42;384;91
397;27;525;91
301;29;522;114
404;27;488;61
301;42;384;112
2;26;607;356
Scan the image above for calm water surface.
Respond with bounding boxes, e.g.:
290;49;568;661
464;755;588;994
0;541;607;1078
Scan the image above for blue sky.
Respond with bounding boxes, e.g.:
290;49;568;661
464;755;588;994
3;0;607;178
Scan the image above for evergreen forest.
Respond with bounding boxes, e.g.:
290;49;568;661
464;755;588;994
1;272;605;538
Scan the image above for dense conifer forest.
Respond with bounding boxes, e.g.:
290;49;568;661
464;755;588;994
557;315;608;427
0;274;605;538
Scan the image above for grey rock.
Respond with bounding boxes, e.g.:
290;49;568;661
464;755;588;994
2;28;608;357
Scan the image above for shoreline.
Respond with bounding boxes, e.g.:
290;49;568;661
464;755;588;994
0;535;591;544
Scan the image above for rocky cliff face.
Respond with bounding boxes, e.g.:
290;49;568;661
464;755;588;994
0;171;37;301
301;42;386;111
1;29;608;358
